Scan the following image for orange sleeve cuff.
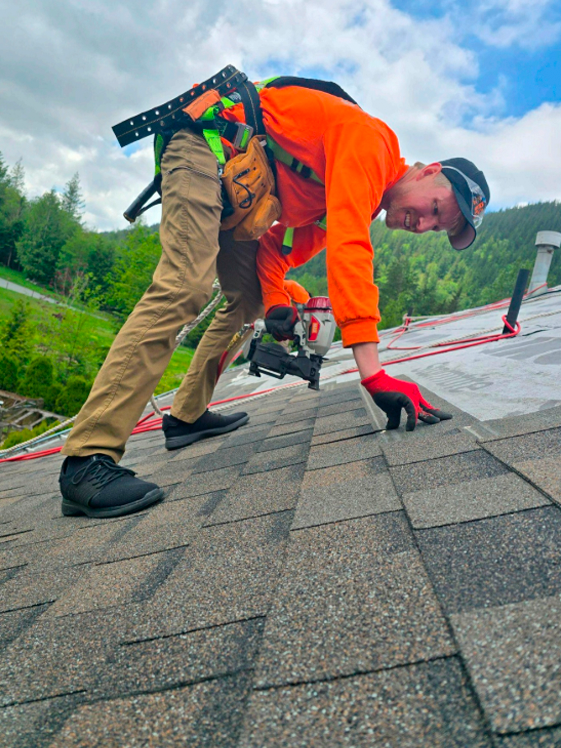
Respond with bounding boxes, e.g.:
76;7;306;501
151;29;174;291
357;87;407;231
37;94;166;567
340;319;380;348
264;289;292;314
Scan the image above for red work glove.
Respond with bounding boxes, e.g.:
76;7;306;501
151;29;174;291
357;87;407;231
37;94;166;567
265;305;299;341
362;369;453;432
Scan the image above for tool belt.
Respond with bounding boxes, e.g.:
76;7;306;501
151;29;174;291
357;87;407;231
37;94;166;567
220;136;281;241
114;66;358;240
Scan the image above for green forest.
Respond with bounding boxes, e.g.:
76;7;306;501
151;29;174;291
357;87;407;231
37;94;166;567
1;147;560;434
289;201;561;328
0;152;194;437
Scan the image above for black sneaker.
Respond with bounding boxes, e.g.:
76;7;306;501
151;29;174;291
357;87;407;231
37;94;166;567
59;454;164;518
163;410;249;450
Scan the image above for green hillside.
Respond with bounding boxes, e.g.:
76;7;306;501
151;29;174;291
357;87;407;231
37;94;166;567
1;143;560;431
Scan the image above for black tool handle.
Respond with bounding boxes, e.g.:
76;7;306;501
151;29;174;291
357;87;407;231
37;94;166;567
503;268;530;333
123;180;159;224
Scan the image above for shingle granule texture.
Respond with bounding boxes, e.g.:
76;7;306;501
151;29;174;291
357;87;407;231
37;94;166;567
3;360;561;747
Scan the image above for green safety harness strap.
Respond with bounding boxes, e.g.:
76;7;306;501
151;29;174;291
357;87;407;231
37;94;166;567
152;71;332;253
265;136;323;185
264;135;326;254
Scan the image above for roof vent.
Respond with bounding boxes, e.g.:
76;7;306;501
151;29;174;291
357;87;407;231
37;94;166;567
527;230;561;296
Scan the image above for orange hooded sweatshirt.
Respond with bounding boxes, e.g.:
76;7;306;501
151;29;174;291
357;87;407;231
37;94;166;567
224;85;408;347
283;278;310;305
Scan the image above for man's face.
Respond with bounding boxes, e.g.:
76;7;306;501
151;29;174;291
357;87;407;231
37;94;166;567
384;164;463;236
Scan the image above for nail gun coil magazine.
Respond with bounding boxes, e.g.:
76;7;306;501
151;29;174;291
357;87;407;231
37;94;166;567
247;297;337;391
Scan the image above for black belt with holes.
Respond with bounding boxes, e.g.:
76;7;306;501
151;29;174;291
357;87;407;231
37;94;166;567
112;65;248;148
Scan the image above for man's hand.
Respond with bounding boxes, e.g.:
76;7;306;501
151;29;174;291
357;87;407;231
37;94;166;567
362;369;452;431
265;305;299;341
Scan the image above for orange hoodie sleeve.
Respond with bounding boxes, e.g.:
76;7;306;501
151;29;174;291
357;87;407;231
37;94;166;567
257;223;326;311
321;121;398;346
283;279;310;305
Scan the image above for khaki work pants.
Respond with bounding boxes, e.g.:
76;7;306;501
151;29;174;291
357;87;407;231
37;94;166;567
62;128;264;463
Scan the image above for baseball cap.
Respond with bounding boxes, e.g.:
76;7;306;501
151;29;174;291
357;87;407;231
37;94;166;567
440;158;490;250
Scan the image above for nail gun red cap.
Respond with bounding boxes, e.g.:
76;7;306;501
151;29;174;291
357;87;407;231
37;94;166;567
304;297;332;311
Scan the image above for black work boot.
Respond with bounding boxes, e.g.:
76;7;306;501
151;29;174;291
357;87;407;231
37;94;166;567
162;410;249;450
59;454;164;518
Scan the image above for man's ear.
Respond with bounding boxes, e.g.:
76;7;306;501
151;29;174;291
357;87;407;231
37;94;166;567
417;162;442;180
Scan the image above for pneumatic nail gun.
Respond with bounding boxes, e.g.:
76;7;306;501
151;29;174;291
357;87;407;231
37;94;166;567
246;297;337;390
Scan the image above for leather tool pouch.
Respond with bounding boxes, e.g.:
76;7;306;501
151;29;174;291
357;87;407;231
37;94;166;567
220;136;281;241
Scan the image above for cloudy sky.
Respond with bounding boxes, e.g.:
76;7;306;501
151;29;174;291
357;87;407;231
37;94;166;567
1;0;560;230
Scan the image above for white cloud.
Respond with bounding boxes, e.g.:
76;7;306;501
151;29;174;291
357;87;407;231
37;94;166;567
474;0;561;49
0;0;559;229
441;103;561;206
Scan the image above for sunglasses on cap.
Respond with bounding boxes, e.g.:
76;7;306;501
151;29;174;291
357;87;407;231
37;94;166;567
443;165;488;228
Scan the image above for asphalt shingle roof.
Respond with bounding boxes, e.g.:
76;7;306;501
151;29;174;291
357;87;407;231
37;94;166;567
2;292;561;746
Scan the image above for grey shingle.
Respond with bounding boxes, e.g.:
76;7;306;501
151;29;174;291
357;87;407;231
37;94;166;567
313;407;370;436
242;444;310;475
266;417;316;437
513;457;561;502
318;385;361;405
168;437;226;462
390;449;508;496
483;428;561;464
255;514;453;687
240;658;491;747
51;673;252;748
274;406;319;425
258;428;313;452
417;507;561;614
402;473;550;529
311;424;373;446
101;494;223;562
27;520;134;568
476;406;561;442
0;605;48;649
166;466;240;500
307;435;382;470
381;431;480;466
220;425;272;448
104;618;264;697
128;512;293;640
0;542;32;572
0;694;86;748
191;443;258;474
451;595;561;734
134;457;171;479
208;464;305;525
292;459;401;529
316;398;365;418
246;410;288;427
0;565;84;614
47;550;180;618
286;394;321;408
493;726;561;746
0;609;125;706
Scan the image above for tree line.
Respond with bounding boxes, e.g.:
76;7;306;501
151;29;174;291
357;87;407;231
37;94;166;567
1;149;560;417
288;201;561;328
2;149;560;330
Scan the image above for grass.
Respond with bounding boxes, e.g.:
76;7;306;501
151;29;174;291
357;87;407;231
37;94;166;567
0;266;62;300
0;285;116;346
0;284;196;395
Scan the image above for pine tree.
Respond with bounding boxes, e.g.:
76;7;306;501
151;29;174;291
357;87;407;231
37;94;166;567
61;172;85;223
20;356;54;399
0;155;26;269
16;191;73;284
0;298;33;363
9;159;25;193
0;152;8;184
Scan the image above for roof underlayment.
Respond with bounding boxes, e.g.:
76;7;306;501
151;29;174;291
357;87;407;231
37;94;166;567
1;289;561;747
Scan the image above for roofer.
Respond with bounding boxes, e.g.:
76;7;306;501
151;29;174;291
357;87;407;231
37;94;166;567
57;69;490;519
